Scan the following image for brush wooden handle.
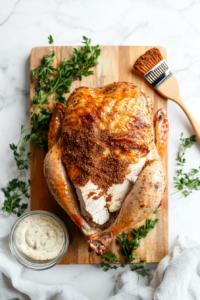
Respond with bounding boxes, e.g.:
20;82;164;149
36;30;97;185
157;75;200;142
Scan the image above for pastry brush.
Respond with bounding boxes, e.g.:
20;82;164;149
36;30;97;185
133;48;200;142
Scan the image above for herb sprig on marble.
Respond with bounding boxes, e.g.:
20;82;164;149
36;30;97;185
101;216;159;276
1;179;31;216
1;36;101;216
173;133;200;197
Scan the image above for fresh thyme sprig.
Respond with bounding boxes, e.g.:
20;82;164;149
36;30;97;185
101;218;159;277
176;133;196;167
173;133;200;197
1;179;31;216
1;36;101;216
9;125;31;173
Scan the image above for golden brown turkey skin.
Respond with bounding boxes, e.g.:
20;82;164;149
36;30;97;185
155;108;169;159
48;103;66;150
61;82;154;192
44;82;168;254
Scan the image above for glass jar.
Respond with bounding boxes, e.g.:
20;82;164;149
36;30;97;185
9;210;69;270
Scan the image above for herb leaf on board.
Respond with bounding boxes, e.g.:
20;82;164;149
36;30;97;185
101;218;159;277
101;251;119;262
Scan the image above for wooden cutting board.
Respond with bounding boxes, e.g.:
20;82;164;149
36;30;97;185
30;46;168;264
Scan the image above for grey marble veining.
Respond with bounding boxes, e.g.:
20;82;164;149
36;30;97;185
1;0;200;299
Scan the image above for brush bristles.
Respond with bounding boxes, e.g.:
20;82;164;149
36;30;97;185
133;48;163;75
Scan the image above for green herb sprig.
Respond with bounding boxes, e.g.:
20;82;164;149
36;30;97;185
101;218;159;277
13;36;101;171
48;35;54;44
173;133;200;197
100;261;118;272
130;258;146;276
1;36;101;216
1;179;31;216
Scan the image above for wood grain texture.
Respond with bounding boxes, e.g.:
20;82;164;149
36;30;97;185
30;46;168;264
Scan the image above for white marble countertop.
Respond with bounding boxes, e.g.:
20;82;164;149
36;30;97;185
1;0;200;299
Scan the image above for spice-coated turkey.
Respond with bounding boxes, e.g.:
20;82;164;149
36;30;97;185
44;82;168;255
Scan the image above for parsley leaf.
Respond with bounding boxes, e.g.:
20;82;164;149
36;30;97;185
101;251;119;261
48;35;54;44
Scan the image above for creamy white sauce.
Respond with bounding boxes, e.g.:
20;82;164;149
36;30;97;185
16;216;64;260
